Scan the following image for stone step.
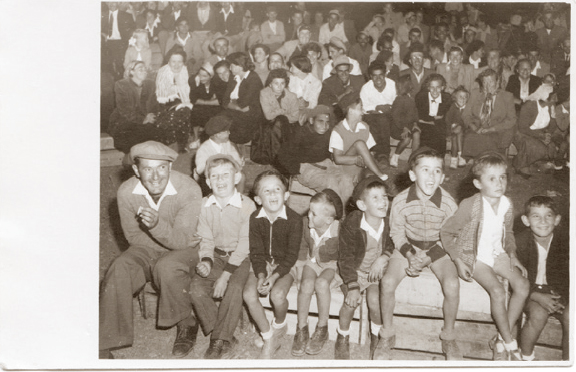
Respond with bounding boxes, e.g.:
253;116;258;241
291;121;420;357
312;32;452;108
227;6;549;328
100;132;115;151
101;149;125;167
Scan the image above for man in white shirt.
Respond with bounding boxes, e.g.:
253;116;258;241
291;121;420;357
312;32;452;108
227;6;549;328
360;61;397;163
323;37;362;81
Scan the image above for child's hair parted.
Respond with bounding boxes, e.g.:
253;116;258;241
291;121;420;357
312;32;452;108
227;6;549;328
310;189;344;220
205;154;240;178
408;146;444;171
470;152;508;180
523;195;559;216
252;169;288;196
423;73;446;89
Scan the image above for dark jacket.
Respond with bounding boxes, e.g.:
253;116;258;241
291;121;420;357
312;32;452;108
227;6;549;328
186;3;218;32
249;206;303;279
298;217;339;262
108;78;157;135
338;210;394;289
101;9;135;41
505;74;542;103
515;228;569;300
216;7;242;35
415;90;451;124
318;75;365;108
222;71;264;116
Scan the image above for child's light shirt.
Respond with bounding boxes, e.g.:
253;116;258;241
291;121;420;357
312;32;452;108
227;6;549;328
309;220;337;263
535;237;552;285
329;118;376;152
358;213;384;272
476;196;510;267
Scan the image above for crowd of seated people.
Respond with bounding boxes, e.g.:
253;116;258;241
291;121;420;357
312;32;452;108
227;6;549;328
102;1;570;191
100;1;571;362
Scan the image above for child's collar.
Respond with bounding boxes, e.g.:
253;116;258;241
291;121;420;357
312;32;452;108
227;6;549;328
406;184;443;208
256;205;288;223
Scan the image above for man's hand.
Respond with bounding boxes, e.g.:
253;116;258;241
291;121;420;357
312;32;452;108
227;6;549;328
138;207;159;229
368;255;389;282
213;271;231;298
532;292;565;314
196;261;211;278
256;274;268;295
143;113;156;124
345;288;361;307
400;127;411;139
343;85;355;95
355;155;365;168
454;258;473;281
260;273;279;295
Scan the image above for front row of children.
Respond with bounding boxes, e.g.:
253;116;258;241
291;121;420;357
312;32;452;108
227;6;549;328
192;148;568;361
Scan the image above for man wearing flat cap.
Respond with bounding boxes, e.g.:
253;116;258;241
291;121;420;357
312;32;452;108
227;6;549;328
99;141;203;359
318;55;365;121
322;37;362;81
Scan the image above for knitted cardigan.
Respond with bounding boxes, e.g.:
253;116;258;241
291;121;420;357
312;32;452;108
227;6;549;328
440;193;517;272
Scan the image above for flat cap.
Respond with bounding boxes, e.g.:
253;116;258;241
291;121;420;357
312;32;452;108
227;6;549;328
308;104;332;118
331;54;352;74
130;141;178;162
205;153;240;172
205;115;233;136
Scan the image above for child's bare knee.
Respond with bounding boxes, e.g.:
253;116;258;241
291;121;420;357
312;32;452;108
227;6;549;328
299;279;315;296
270;288;287;305
243;287;258;304
314;277;330;293
490;285;507;303
442;276;460;296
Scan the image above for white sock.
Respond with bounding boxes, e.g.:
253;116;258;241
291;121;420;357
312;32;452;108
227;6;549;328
504;339;518;351
392;153;399;160
261;328;274;340
522;351;535;361
337;326;350;336
458;151;462;158
272;318;287;329
371;322;382;336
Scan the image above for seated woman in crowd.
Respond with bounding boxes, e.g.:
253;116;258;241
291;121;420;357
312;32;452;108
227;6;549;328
436;46;475;94
462;68;516;158
260;68;300;151
220;52;264;145
390;74;420;167
124;29;152;73
212;60;232;105
154;47;193;153
276;105;355;205
188;62;222;149
287;55;322;122
465;40;485;70
302;42;325;81
513;84;558;179
108;60;162;154
506;58;542;111
329;93;389;183
250;44;271;85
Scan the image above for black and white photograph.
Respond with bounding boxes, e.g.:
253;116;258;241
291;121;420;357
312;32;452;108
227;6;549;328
0;0;572;370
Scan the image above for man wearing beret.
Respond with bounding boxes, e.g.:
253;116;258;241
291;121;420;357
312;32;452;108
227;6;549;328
99;141;203;358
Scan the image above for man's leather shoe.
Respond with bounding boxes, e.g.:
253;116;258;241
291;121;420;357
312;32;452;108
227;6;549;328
204;339;224;359
172;324;199;357
334;333;350;359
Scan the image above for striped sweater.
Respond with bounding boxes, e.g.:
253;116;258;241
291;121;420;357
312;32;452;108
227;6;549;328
390;185;458;262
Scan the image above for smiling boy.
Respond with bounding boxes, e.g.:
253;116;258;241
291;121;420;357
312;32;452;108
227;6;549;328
189;154;256;359
377;147;461;360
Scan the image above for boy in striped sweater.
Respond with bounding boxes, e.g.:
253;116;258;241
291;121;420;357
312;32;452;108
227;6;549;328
376;147;461;360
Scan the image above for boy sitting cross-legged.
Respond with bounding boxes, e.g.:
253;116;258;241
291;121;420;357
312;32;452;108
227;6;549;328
377;147;461;360
441;152;530;361
291;189;344;357
243;170;303;359
189;154;256;359
517;196;569;361
335;176;394;360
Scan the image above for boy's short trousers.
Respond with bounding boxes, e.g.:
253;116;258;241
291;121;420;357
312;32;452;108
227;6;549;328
304;258;338;276
483;251;511;272
249;261;298;281
389;246;451;270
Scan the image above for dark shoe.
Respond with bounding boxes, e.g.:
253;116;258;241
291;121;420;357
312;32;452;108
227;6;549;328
334;333;350;360
306;325;328;355
370;333;379;360
373;334;395;360
442;339;463;360
99;349;114;359
204;339;224;359
291;325;309;357
220;337;238;359
172;324;199;358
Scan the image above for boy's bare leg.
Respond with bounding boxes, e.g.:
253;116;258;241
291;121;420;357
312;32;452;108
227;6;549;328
411;130;420;151
380;258;407;331
297;266;317;328
561;303;570;360
315;268;335;327
345;140;385;177
430;258;459;336
243;275;270;333
519;300;549;358
395;137;412;155
493;257;530;338
270;273;294;323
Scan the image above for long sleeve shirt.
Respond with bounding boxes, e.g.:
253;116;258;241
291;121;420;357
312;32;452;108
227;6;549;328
197;191;256;273
259;87;300;123
117;171;202;251
390;185;457;262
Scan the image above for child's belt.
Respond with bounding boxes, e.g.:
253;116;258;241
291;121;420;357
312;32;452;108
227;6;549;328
407;237;440;251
